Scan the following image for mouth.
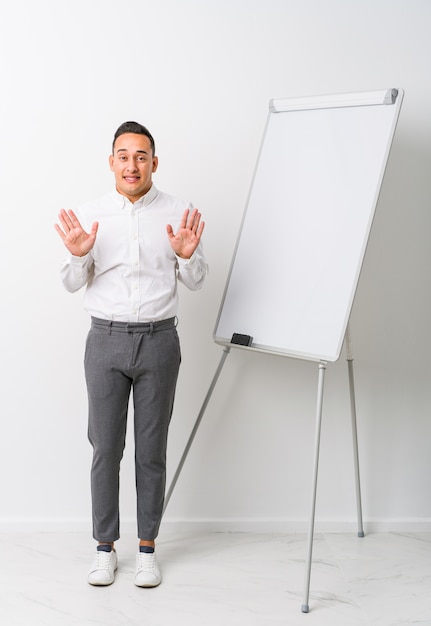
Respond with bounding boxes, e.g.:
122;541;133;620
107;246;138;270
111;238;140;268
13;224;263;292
124;176;140;184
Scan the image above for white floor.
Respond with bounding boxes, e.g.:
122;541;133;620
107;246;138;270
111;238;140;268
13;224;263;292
1;530;430;626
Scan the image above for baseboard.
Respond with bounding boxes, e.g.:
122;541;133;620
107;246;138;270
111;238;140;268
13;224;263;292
160;517;431;534
0;517;430;534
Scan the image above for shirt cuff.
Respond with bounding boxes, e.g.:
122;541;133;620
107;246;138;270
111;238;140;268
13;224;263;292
69;253;90;264
176;252;197;266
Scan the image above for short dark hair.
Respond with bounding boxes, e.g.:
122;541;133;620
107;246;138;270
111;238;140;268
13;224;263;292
112;121;156;155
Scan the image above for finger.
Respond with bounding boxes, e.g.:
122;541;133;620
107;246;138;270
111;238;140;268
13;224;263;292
188;209;200;231
58;210;73;232
54;223;66;241
179;209;190;230
60;208;79;228
196;220;205;238
166;224;174;239
67;209;82;229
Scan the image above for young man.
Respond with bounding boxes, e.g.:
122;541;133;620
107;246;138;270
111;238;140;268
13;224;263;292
55;121;208;587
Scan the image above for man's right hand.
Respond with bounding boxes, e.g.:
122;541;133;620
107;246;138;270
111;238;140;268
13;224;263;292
55;209;99;257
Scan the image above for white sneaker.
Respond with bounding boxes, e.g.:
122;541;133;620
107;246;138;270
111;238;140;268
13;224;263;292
135;551;161;587
88;547;118;586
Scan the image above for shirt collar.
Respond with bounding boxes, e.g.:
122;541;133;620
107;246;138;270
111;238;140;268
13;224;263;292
111;184;158;210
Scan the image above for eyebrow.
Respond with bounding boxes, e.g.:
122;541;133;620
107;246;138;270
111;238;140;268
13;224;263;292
116;148;150;155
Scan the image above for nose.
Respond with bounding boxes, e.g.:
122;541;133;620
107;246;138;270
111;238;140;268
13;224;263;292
126;160;138;172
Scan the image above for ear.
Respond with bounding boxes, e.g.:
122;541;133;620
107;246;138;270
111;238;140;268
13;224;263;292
109;154;114;171
152;156;159;173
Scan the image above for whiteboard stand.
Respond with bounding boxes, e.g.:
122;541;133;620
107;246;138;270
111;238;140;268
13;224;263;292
165;88;403;612
301;360;327;613
301;323;364;613
163;324;364;614
345;325;365;539
163;346;231;513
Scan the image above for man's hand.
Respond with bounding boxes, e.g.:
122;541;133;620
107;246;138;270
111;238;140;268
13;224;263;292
55;209;99;257
167;208;205;259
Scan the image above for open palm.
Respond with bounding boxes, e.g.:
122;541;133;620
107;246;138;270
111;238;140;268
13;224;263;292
55;209;99;257
167;208;205;259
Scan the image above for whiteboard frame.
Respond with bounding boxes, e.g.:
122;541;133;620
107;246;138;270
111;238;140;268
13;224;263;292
213;88;404;362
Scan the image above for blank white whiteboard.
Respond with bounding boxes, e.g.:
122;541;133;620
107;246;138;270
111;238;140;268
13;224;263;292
214;89;404;362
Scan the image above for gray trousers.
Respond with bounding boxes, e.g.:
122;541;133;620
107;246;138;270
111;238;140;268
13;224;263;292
84;316;181;543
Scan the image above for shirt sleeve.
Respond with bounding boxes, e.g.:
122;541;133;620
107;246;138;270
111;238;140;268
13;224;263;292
60;253;94;293
176;243;208;291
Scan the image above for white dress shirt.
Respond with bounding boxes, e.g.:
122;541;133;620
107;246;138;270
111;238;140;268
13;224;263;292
60;185;208;322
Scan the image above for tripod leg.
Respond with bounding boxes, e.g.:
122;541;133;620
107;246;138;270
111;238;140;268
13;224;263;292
163;346;231;514
345;325;364;538
301;361;327;613
347;358;365;537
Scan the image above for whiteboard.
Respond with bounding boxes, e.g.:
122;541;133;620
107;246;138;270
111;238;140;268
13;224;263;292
214;89;404;362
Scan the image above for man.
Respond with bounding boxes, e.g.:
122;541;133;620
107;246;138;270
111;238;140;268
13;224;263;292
55;121;208;587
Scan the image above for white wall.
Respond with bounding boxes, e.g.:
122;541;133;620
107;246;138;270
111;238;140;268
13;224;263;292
1;0;430;533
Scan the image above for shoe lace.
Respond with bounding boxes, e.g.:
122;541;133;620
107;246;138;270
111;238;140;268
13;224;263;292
137;552;155;573
95;550;113;571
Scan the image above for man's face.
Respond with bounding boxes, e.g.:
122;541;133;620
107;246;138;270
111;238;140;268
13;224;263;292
109;133;158;202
